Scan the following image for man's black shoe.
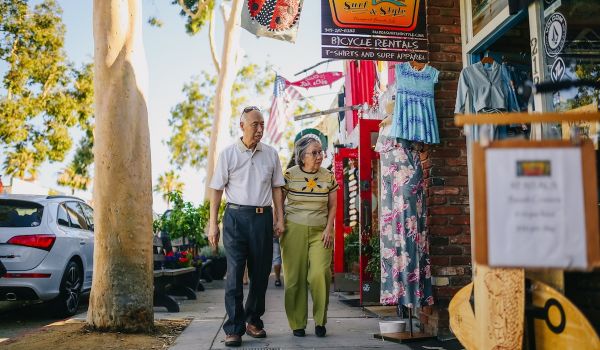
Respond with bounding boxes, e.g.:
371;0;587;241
315;325;326;337
293;329;305;337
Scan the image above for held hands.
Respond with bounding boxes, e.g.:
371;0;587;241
208;222;220;253
321;226;333;249
274;220;285;238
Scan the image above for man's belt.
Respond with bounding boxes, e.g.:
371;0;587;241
227;203;272;214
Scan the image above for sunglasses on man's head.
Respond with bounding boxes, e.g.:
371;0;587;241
240;106;261;121
243;106;261;113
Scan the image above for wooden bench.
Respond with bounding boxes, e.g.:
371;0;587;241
153;236;196;312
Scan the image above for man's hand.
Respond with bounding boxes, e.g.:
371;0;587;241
209;189;223;254
274;220;285;238
208;222;220;251
321;226;333;249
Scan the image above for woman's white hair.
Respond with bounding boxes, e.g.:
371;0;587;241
294;134;322;167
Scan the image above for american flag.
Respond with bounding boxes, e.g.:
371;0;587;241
266;74;302;144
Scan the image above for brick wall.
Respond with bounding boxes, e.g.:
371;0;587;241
420;0;470;336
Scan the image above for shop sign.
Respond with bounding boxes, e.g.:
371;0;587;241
544;12;567;57
550;57;565;82
321;0;428;62
472;140;600;269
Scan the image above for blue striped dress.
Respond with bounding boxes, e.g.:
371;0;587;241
390;62;440;144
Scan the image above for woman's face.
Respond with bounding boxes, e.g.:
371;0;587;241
302;142;323;170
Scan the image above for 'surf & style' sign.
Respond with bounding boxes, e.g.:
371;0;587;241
321;0;428;62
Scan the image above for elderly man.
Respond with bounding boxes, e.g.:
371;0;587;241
208;106;285;347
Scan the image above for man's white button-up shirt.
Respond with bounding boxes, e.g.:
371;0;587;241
209;138;285;206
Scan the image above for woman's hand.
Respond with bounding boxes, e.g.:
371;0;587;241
274;220;285;238
321;226;333;248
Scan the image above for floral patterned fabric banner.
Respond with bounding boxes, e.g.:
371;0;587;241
242;0;305;43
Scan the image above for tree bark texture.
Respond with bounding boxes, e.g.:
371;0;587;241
204;0;243;200
88;0;154;332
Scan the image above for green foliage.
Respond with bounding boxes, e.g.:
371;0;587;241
57;63;95;192
0;0;94;180
569;63;600;110
154;170;185;206
344;227;359;272
365;230;380;280
167;63;275;170
199;244;225;258
167;61;316;171
153;191;209;248
171;0;214;35
148;17;164;28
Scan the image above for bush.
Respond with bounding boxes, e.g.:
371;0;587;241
344;227;359;272
199;245;226;258
153;191;209;249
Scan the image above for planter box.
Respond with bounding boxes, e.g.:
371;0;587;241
206;256;227;280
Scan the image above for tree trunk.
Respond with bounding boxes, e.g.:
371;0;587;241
203;0;243;200
87;0;154;332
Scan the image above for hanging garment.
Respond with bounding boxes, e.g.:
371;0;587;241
456;61;524;140
455;61;516;114
375;127;433;308
390;62;440;144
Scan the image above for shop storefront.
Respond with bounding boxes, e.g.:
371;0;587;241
323;0;599;340
458;0;600;339
322;0;471;337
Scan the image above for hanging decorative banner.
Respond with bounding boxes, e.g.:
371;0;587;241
241;0;304;43
288;71;343;88
321;0;428;62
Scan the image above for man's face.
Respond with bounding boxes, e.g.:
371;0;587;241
240;110;264;144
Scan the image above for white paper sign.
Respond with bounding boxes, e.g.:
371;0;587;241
486;148;587;268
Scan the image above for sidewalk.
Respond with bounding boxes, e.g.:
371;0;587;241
165;275;410;350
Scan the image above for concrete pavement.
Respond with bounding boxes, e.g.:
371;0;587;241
167;277;410;350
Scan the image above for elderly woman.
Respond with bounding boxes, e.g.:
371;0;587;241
280;135;338;338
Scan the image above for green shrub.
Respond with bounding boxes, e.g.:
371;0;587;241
153;191;210;249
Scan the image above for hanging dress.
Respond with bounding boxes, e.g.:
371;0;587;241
390;62;440;144
376;124;434;307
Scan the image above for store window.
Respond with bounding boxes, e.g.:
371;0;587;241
541;0;600;332
472;0;509;36
541;0;600;141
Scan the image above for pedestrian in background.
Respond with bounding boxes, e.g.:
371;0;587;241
208;106;285;347
279;135;337;338
273;236;282;287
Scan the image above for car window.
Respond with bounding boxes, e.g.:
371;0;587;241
57;204;70;227
0;200;44;227
65;202;88;230
79;203;94;231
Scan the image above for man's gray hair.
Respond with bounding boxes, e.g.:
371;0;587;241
294;135;322;167
240;106;261;124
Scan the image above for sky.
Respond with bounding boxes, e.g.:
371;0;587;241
3;0;344;214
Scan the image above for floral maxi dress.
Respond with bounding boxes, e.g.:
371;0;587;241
376;134;434;307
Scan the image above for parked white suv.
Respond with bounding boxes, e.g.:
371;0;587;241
0;195;94;316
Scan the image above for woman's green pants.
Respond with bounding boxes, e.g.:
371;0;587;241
280;221;332;330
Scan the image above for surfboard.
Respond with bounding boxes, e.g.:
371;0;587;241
529;279;600;349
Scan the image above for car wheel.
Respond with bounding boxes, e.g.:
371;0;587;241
52;260;83;317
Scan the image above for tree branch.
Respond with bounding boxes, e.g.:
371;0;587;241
220;1;229;23
178;0;211;20
208;6;221;73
